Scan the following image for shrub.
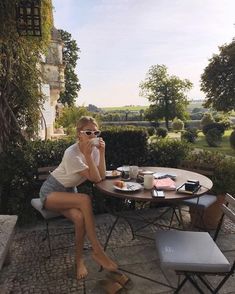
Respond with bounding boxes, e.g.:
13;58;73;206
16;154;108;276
190;112;203;120
202;122;225;135
172;117;184;132
214;113;231;129
181;130;196;143
0;127;149;224
146;138;191;167
183;150;235;195
230;130;235;150
146;126;155;136
205;128;222;147
201;112;215;128
186;127;198;137
155;127;168;138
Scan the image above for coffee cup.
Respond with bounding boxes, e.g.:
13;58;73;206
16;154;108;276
144;174;154;189
90;137;100;147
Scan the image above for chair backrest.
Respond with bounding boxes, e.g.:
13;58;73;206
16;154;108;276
37;166;58;181
222;193;235;222
214;193;235;241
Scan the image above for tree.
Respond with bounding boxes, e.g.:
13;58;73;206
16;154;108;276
201;39;235;111
58;30;81;106
56;106;90;134
139;65;192;129
0;0;53;151
87;104;102;113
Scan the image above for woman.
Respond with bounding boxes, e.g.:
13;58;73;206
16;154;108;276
39;116;118;279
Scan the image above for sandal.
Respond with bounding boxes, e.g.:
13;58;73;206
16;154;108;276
106;271;134;290
99;279;125;294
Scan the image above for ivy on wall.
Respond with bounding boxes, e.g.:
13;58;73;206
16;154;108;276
0;0;53;151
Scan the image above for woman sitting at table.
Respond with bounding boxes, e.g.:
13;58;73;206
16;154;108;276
39;116;118;279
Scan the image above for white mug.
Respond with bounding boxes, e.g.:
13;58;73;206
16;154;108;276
90;137;100;147
144;174;154;189
129;166;139;179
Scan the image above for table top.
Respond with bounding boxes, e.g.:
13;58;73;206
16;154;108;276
95;167;213;202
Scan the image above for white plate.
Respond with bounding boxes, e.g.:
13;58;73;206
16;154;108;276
153;172;177;180
117;166;130;172
106;170;122;178
113;181;142;192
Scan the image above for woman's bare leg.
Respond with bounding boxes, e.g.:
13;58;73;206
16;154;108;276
61;208;87;279
45;192;117;271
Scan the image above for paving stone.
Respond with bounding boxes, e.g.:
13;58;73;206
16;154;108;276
0;210;234;293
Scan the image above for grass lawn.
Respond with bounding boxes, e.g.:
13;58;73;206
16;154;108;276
167;129;235;157
194;129;235;157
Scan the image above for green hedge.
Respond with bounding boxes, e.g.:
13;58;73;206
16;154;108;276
0;128;191;224
184;150;235;196
101;126;149;168
146;138;191;167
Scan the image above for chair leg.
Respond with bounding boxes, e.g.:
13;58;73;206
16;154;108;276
174;276;188;293
186;274;204;294
213;271;234;293
175;273;205;294
45;220;52;257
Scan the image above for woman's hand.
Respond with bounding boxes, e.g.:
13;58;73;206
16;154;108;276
97;137;105;153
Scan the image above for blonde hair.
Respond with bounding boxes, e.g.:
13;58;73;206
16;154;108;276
76;116;98;133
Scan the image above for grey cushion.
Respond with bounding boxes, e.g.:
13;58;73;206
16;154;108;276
31;198;61;220
155;230;231;273
182;194;217;208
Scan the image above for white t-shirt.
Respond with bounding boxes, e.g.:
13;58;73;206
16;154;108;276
51;143;100;187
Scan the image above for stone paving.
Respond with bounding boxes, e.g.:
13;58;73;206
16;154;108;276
0;208;235;294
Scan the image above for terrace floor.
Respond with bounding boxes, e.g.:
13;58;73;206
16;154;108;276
1;208;235;294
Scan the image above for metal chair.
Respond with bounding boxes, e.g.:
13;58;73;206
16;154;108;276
31;166;73;256
155;193;235;293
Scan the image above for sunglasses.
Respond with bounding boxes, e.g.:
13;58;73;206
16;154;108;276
80;130;101;136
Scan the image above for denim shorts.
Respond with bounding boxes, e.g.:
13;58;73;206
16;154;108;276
39;175;77;207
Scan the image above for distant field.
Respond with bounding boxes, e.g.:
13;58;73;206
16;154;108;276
102;105;148;111
186;101;204;111
102;101;205;112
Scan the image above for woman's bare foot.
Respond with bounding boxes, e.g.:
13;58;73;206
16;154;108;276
92;250;118;271
77;259;88;280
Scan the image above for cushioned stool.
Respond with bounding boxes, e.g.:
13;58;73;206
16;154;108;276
155;193;235;293
181;194;217;229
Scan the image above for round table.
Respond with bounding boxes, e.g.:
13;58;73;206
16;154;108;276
94;167;213;286
95;167;213;203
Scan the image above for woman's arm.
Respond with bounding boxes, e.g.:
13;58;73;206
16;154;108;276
97;138;106;180
79;140;102;183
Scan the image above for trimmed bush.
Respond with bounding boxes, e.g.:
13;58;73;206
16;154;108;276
146;138;191;167
230;130;235;150
202;122;225;135
146;126;155;136
205;128;222;147
155;127;168;138
182;150;235;196
201;112;215;128
101;126;148;167
181;130;196;143
172;117;184;132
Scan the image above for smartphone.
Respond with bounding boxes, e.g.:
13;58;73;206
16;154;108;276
152;189;165;198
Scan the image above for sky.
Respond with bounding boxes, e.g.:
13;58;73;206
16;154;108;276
52;0;235;107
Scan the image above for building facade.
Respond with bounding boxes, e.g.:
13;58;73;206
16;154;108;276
39;27;65;139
